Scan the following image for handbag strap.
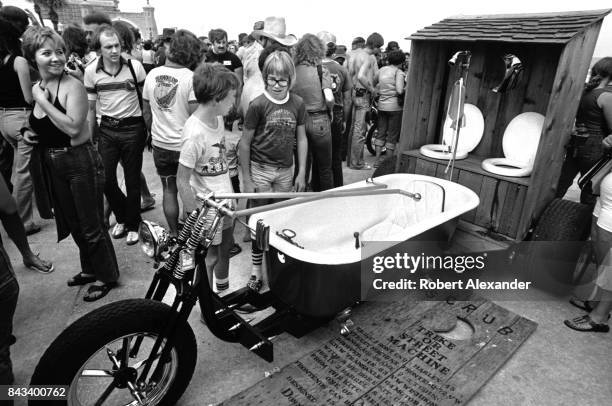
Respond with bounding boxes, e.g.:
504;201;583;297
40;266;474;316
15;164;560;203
127;58;144;112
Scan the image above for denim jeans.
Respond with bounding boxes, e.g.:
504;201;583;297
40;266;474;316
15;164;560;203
0;237;18;386
306;112;333;191
0;108;35;229
44;143;119;283
99;122;146;231
375;110;402;150
557;134;604;206
348;92;370;169
331;107;344;187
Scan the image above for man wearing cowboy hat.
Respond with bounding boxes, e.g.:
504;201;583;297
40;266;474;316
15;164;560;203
250;16;298;49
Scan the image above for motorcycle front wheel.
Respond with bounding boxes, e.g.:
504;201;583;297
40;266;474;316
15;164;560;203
29;299;197;406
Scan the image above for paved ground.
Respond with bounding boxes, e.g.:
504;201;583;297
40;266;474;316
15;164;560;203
6;145;612;405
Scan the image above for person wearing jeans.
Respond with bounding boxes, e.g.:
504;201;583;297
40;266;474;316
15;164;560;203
318;31;353;187
305;112;333;191
292;34;335;191
98;120;146;239
0;15;38;234
0;173;52;390
0;109;37;233
24;25;118;301
347;33;384;169
85;25;147;245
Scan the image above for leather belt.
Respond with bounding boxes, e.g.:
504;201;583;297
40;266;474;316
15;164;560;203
101;115;142;128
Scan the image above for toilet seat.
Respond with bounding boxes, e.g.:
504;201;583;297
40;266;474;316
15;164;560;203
481;112;545;177
481;158;533;177
420;104;484;161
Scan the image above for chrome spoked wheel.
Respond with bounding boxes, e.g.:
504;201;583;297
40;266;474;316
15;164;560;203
30;299;197;406
68;333;177;406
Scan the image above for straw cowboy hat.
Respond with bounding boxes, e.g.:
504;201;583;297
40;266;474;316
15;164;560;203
251;16;297;46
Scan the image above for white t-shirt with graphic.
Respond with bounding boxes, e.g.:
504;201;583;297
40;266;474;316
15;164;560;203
143;66;196;151
179;115;233;197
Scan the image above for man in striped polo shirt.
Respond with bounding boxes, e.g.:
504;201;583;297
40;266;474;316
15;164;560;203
84;25;147;245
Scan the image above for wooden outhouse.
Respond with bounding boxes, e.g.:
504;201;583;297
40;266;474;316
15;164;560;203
397;9;611;240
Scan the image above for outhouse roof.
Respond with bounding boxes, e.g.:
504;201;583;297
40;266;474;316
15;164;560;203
407;9;612;43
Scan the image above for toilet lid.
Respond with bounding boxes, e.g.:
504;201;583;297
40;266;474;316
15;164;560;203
441;103;485;154
502;112;545;167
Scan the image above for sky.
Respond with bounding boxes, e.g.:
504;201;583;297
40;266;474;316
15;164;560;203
6;0;612;56
122;0;612;56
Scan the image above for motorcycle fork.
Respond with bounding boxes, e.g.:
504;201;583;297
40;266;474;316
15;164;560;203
128;268;173;359
137;277;198;388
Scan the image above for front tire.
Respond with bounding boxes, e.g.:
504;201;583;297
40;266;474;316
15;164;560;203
525;198;592;289
365;124;376;155
30;299;197;406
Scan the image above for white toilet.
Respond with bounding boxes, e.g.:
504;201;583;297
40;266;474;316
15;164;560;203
420;103;485;160
481;112;545;177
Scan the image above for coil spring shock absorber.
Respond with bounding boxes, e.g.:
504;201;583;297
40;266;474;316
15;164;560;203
160;208;203;277
177;208;201;245
189;206;220;249
172;205;223;280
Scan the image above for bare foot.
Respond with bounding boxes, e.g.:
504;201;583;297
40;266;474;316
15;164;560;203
23;254;54;274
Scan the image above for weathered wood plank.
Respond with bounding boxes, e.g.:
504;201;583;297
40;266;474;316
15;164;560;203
223;298;536;406
457;170;483;223
403;151;530;186
472;49;504;158
399;41;427;153
426;43;452;146
474;177;498;229
520;22;602;240
498;183;521;237
490;180;509;234
506;184;527;238
416;158;438;176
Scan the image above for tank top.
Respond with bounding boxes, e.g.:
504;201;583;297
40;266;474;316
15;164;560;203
575;86;612;137
29;75;72;148
0;55;30;108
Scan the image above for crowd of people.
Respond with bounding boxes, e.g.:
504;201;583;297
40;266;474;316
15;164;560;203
0;5;412;386
1;0;610;392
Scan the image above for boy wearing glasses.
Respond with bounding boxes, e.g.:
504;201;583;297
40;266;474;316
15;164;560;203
240;50;308;291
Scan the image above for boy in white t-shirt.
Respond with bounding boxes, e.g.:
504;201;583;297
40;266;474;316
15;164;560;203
143;30;202;237
177;63;240;293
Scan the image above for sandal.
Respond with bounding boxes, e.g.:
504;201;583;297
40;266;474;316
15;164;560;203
564;315;610;333
83;282;117;302
569;298;595;312
67;273;96;286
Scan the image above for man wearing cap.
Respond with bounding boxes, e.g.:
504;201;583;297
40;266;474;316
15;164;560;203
333;45;348;65
347;32;383;170
317;31;352;187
